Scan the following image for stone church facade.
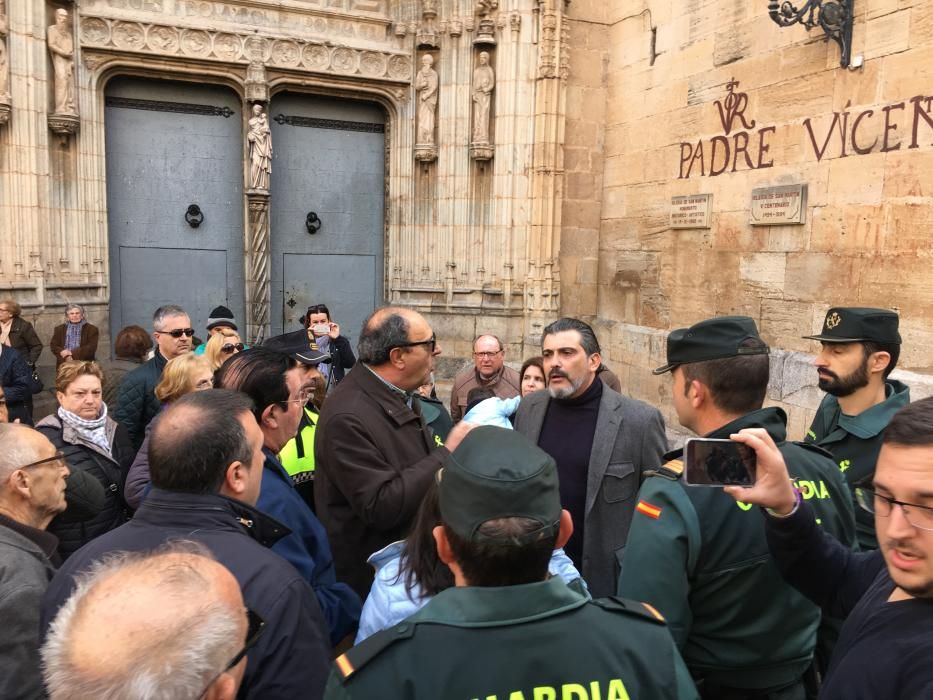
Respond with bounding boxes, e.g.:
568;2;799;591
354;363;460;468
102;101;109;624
1;0;930;432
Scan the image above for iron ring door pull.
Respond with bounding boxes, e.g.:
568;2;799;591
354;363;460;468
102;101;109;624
185;204;204;228
306;212;321;235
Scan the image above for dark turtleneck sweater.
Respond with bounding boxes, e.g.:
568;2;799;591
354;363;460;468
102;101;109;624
537;376;603;567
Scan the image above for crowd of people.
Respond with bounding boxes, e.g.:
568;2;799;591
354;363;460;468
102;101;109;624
0;298;930;700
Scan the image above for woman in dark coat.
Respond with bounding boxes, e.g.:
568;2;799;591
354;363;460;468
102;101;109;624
0;298;43;366
36;360;133;561
49;303;99;367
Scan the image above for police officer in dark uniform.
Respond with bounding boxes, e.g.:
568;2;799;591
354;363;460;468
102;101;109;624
325;426;699;700
803;307;909;550
619;316;855;700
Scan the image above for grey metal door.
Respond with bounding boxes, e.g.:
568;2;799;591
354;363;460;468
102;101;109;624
105;78;244;343
269;93;385;340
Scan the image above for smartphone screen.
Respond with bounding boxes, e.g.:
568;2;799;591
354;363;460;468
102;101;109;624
684;438;756;487
312;323;330;336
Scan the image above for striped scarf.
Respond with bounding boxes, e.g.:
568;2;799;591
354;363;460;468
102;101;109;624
64;321;85;351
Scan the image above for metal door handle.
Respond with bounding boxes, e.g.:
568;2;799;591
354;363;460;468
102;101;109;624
306;212;321;235
185;204;204;228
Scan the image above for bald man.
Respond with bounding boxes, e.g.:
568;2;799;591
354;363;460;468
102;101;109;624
315;307;475;597
449;334;521;422
0;424;70;700
42;544;250;700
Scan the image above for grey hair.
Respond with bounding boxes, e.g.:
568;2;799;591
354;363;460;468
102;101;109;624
541;318;601;356
64;303;85;319
152;305;189;332
0;424;46;484
42;540;242;700
357;311;410;365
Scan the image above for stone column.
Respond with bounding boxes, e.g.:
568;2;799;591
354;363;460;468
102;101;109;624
0;1;10;125
245;100;272;343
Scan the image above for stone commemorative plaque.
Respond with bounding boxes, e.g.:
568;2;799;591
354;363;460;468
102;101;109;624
750;184;808;225
670;194;712;229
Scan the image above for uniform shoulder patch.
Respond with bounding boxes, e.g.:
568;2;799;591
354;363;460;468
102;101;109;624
791;440;835;461
591;596;667;626
334;622;416;683
643;458;684;481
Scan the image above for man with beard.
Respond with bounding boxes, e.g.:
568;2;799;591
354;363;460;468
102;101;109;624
513;317;667;597
723;397;933;700
804;307;909;549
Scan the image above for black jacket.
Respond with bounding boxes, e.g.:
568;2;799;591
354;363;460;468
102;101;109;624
0;345;33;424
112;349;167;451
5;316;43;365
35;414;134;561
326;334;356;384
41;489;333;700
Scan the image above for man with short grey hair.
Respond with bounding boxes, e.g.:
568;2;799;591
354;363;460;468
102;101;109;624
0;423;70;700
514;317;668;597
114;304;193;450
449;334;521;422
42;543;252;700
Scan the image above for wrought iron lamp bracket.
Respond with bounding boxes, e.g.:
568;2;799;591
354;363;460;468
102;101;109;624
767;0;854;67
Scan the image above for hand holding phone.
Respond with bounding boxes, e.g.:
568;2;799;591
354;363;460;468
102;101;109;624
684;438;757;487
311;323;331;336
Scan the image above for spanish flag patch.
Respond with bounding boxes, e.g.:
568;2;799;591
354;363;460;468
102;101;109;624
636;500;662;519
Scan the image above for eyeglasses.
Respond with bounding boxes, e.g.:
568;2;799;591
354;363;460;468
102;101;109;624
17;452;66;471
281;387;315;406
393;334;437;353
198;608;265;698
157;328;195;338
221;343;245;354
855;487;933;532
472;350;502;359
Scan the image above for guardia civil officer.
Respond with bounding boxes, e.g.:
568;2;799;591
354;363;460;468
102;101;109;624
618;316;855;700
803;307;909;550
325;426;699;700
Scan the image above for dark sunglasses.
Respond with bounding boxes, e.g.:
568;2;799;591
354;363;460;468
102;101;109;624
159;328;195;338
198;608;265;698
221;342;245;354
393;334;437;353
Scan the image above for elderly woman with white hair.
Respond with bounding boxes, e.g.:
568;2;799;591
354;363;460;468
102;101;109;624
50;304;99;367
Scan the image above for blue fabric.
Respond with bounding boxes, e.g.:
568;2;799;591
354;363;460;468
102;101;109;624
461;395;521;429
257;449;362;645
355;541;588;643
64;321;85;351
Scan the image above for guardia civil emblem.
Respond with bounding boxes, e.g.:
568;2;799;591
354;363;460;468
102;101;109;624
825;312;842;330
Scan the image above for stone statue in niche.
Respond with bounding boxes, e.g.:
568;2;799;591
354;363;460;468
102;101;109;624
471;51;494;145
47;8;76;115
247;103;273;191
414;54;438;161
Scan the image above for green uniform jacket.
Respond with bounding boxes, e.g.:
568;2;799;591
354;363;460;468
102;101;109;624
618;408;856;691
325;576;699;700
805;379;910;549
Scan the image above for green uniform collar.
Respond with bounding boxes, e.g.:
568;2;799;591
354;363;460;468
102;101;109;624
408;576;588;628
830;380;910;440
661;407;788;463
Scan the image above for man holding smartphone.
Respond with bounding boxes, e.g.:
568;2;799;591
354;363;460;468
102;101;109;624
618;316;855;700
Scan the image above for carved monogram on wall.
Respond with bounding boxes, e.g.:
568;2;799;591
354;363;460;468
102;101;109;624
79;16;412;82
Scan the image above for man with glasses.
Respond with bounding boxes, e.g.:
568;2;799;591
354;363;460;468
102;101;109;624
0;424;70;699
42;389;332;699
315;307;476;598
42;544;255;700
724;396;933;699
114;304;194;451
449;334;521;423
218;348;362;648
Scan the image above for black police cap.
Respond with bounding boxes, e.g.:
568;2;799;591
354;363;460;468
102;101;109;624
653;316;769;375
803;307;901;345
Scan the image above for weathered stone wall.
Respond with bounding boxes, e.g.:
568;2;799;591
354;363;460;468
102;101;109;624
579;0;933;438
